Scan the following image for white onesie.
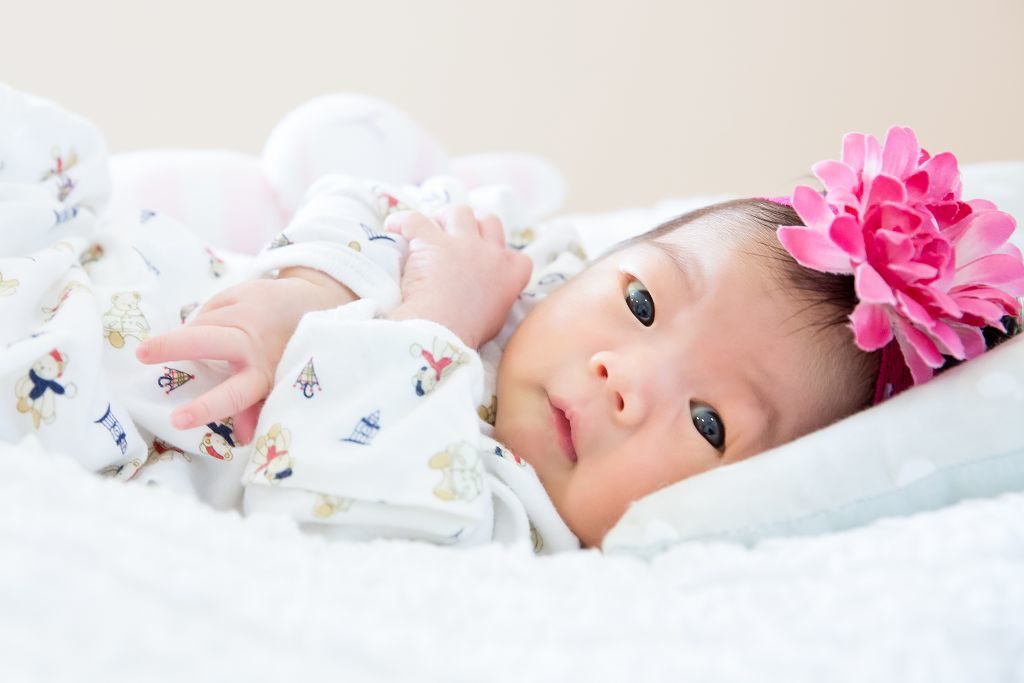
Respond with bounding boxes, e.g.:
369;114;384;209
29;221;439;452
0;84;587;553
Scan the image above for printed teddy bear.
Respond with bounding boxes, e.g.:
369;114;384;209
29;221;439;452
14;349;77;430
0;272;18;296
410;337;469;396
252;423;293;484
103;291;151;348
428;442;483;502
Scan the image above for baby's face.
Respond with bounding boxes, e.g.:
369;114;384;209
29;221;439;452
494;220;864;546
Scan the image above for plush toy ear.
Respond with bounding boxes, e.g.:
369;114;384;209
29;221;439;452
262;93;450;216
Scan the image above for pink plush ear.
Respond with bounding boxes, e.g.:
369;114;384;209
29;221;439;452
450;153;566;223
107;150;288;255
261;93;451;216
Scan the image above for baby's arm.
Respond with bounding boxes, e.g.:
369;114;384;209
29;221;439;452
136;175;430;442
241;205;532;542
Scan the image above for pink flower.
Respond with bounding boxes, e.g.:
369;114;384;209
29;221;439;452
778;126;1024;384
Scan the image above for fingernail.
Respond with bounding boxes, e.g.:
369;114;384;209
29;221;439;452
172;411;193;429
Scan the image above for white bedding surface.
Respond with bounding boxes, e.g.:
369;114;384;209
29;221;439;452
3;436;1022;682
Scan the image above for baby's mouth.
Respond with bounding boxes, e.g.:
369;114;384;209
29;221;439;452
549;400;578;464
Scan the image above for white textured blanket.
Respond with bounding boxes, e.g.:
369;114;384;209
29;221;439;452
2;436;1022;682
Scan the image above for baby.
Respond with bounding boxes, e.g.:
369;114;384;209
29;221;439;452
2;84;1021;551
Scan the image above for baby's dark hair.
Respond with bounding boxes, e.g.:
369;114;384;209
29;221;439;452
613;198;1022;410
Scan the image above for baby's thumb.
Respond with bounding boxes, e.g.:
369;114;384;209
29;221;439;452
233;402;263;445
509;250;533;292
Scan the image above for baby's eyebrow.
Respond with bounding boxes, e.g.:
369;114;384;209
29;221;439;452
647;239;705;297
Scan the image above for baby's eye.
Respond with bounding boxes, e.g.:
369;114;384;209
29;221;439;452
691;403;725;451
625;279;655;326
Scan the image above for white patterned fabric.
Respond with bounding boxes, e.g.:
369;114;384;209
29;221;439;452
0;83;579;552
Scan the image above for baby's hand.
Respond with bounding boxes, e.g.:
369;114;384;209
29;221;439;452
385;205;532;349
136;272;356;443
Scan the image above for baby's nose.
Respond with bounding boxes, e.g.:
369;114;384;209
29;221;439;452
588;350;651;428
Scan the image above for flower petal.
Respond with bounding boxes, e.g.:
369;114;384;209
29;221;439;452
949;285;1022;316
892;331;935;385
865;174;907;208
828;214;866;260
777;226;853;274
813;160;858;194
888;262;939;280
954;295;1007;325
881;126;920;179
953;210;1017;267
894;316;945;373
849;302;893;351
920;152;961;202
967;198;998;212
910;284;961;318
929;320;966;359
841;132;867;173
863;134;882;180
905;170;929;200
791;185;834;233
826;188;862;215
855;262;896;304
953;253;1024;294
896;290;938;328
951;323;987;359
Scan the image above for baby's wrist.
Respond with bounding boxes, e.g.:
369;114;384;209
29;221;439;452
388;303;477;349
277;266;358;309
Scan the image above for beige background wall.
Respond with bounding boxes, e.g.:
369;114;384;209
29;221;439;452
4;0;1022;212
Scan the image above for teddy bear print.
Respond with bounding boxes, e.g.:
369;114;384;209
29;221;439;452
179;302;199;325
313;494;354;518
99;458;143;481
103;291;151;349
41;281;89;321
529;523;544;554
79;243;104;269
493;444;526;468
509;227;535;250
520;272;568;300
40;147;77;182
428;441;484;502
145;438;192;467
205;247;225;278
41;147;78;201
253;423;293;484
14;349;77;430
199;419;236;461
0;272;19;296
373;187;410;220
410;338;469;397
477;394;497;425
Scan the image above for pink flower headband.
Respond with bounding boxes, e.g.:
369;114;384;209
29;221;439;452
770;126;1024;403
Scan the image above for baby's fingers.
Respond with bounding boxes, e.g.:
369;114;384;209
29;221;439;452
475;211;505;247
232;401;264;445
171;368;271;431
383;211;442;241
434;204;479;239
137;326;250;364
